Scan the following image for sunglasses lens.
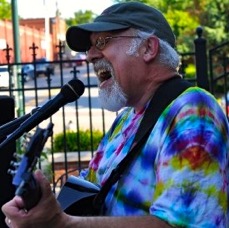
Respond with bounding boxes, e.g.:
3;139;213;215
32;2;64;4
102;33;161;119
96;37;105;50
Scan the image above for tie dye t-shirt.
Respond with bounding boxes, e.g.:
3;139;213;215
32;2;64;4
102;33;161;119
81;87;229;227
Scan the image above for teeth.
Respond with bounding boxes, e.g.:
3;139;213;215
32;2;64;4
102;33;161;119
97;69;107;76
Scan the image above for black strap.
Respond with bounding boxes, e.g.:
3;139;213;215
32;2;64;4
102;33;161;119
93;76;192;211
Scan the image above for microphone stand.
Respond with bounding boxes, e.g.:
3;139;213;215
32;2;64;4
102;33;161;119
0;112;42;151
0;107;39;141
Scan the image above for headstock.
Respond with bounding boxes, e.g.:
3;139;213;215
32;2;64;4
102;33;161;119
8;122;54;210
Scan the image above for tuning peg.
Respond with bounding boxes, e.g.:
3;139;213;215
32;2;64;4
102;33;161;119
13;153;23;160
7;169;17;176
10;160;20;168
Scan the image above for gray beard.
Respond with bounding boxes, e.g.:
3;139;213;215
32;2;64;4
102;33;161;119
98;80;127;112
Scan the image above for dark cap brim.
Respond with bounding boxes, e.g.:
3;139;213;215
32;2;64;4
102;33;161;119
66;22;130;52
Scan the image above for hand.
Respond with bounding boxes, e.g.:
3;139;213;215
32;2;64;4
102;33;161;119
2;171;172;228
1;170;65;228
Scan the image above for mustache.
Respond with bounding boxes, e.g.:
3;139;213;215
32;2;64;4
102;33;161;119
93;59;113;74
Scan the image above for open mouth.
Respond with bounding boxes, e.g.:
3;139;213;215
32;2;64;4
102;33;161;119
97;69;112;83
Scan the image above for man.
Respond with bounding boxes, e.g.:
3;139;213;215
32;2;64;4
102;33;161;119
2;2;229;227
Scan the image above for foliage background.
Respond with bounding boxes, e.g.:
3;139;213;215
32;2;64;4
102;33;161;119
53;129;103;152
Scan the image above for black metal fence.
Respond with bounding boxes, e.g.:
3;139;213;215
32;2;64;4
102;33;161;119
0;27;228;194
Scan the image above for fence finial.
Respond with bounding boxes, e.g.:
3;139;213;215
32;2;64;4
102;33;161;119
196;26;203;38
194;26;209;91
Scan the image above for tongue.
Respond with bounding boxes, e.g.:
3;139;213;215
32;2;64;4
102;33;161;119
100;77;112;88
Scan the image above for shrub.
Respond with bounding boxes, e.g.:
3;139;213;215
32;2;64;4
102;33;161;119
185;64;196;79
53;129;103;152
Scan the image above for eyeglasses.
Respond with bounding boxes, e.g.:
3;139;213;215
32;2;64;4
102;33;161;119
93;35;141;50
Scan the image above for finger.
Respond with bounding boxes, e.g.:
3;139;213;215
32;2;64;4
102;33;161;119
2;196;26;217
32;170;63;221
5;217;11;227
33;169;53;198
13;196;25;209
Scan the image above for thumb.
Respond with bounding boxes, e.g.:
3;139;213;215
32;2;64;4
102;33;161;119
33;169;53;199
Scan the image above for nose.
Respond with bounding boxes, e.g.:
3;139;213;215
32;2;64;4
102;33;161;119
86;46;103;63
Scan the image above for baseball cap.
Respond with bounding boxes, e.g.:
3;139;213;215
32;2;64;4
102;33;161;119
66;2;175;52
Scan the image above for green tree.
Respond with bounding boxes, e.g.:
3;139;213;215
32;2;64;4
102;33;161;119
200;0;229;47
66;10;95;27
0;0;11;20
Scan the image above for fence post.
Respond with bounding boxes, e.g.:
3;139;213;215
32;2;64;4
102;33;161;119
194;26;209;91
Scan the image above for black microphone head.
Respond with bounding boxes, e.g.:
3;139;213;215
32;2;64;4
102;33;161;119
61;79;85;103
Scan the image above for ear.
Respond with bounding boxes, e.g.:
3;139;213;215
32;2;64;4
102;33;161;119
143;36;159;62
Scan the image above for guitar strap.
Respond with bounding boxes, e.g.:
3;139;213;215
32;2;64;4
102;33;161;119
93;76;193;213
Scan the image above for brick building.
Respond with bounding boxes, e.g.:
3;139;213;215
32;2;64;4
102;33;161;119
0;16;67;64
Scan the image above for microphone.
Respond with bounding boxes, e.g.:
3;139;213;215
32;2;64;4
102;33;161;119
0;79;85;150
0;107;39;140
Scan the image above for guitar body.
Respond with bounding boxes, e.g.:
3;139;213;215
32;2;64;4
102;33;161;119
62;194;99;216
57;175;100;216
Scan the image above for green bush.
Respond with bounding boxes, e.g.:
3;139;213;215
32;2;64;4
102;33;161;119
185;64;196;79
53;129;103;152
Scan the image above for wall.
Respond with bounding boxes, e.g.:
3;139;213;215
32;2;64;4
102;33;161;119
0;16;67;64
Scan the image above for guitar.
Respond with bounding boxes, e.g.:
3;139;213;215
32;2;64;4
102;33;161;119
57;175;100;215
8;122;54;210
9;122;101;215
